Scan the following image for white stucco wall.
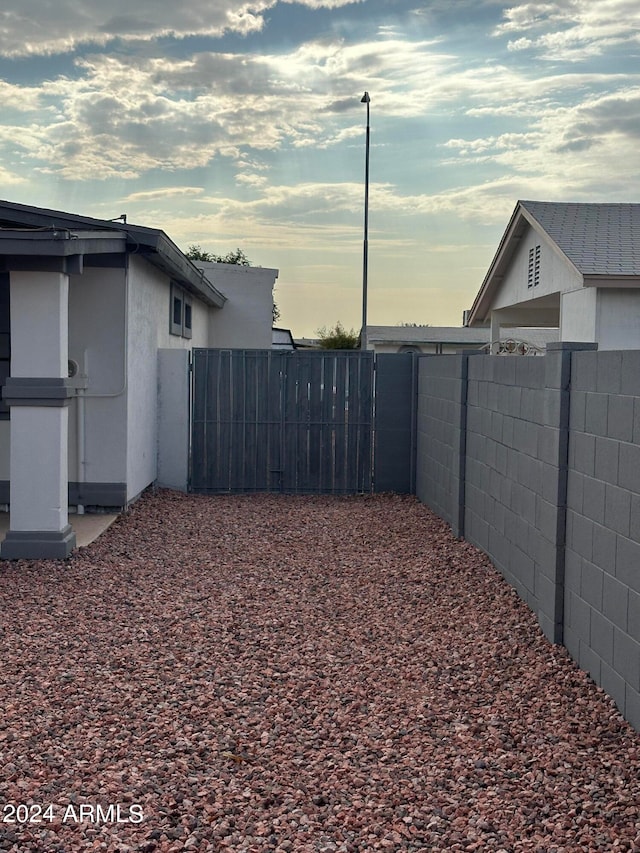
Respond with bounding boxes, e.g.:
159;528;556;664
68;267;128;488
157;348;190;491
595;289;640;350
11;271;69;377
197;262;278;349
560;288;598;342
491;224;581;311
125;255;210;501
6;271;71;534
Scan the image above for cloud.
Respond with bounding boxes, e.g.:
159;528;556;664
0;37;453;180
0;166;26;186
235;173;269;187
440;85;640;203
0;0;362;58
495;0;640;60
120;187;205;202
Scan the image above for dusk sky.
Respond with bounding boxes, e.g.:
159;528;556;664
1;1;639;336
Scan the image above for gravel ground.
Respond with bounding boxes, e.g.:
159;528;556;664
0;489;638;853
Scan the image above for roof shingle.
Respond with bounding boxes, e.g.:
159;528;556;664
521;201;640;276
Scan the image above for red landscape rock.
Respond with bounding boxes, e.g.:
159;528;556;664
0;490;637;851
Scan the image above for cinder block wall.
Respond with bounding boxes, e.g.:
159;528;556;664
465;355;548;618
564;350;640;728
416;347;640;730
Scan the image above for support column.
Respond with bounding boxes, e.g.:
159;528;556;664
490;311;501;355
1;270;76;559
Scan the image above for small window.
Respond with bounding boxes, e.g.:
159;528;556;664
170;283;193;339
173;295;182;327
170;284;183;336
169;284;193;338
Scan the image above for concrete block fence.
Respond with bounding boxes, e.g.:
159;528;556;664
416;344;640;731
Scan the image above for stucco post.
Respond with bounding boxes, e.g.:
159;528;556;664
1;270;76;559
157;348;190;491
490;311;501;355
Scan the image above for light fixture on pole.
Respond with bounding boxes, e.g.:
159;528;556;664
360;91;370;351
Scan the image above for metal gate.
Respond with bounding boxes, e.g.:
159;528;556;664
190;349;416;495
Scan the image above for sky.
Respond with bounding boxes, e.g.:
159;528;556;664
0;1;639;337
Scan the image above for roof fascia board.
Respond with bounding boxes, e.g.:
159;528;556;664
0;229;126;255
0;199;226;308
152;232;226;308
467;202;527;325
583;275;640;288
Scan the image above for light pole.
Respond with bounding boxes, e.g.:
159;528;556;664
360;91;370;351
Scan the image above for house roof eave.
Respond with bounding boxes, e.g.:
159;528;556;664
0;198;226;308
467;201;528;326
467;200;585;326
150;232;226;308
583;274;640;288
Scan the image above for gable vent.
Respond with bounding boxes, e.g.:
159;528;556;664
528;245;541;288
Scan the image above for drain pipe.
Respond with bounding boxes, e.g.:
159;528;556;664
74;348;88;515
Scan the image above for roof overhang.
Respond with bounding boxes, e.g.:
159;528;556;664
488;292;560;328
584;275;640;288
467;203;529;326
0;229;128;276
466;201;579;326
0;199;226;309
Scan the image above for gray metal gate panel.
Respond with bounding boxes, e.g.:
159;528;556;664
191;349;375;494
373;352;417;493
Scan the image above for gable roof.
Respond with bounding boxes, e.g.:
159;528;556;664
521;201;640;276
0;199;226;308
467;200;640;325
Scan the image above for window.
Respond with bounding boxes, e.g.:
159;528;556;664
528;245;541;288
0;273;9;420
170;283;192;339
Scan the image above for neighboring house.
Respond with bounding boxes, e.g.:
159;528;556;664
365;325;558;356
467;200;640;350
0;199;278;559
366;325;488;354
272;328;296;350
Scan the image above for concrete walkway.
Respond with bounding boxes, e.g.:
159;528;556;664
0;511;118;550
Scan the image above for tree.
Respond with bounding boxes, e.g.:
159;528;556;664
186;245;251;266
186;244;281;324
316;321;360;349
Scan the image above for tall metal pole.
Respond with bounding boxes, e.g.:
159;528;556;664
361;92;370;351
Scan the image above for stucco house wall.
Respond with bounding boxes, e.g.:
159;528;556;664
67;266;127;500
125;255;213;502
560;288;598;342
595;289;640;350
490;222;579;314
201;262;277;349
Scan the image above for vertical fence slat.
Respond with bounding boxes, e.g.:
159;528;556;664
191;349;384;495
